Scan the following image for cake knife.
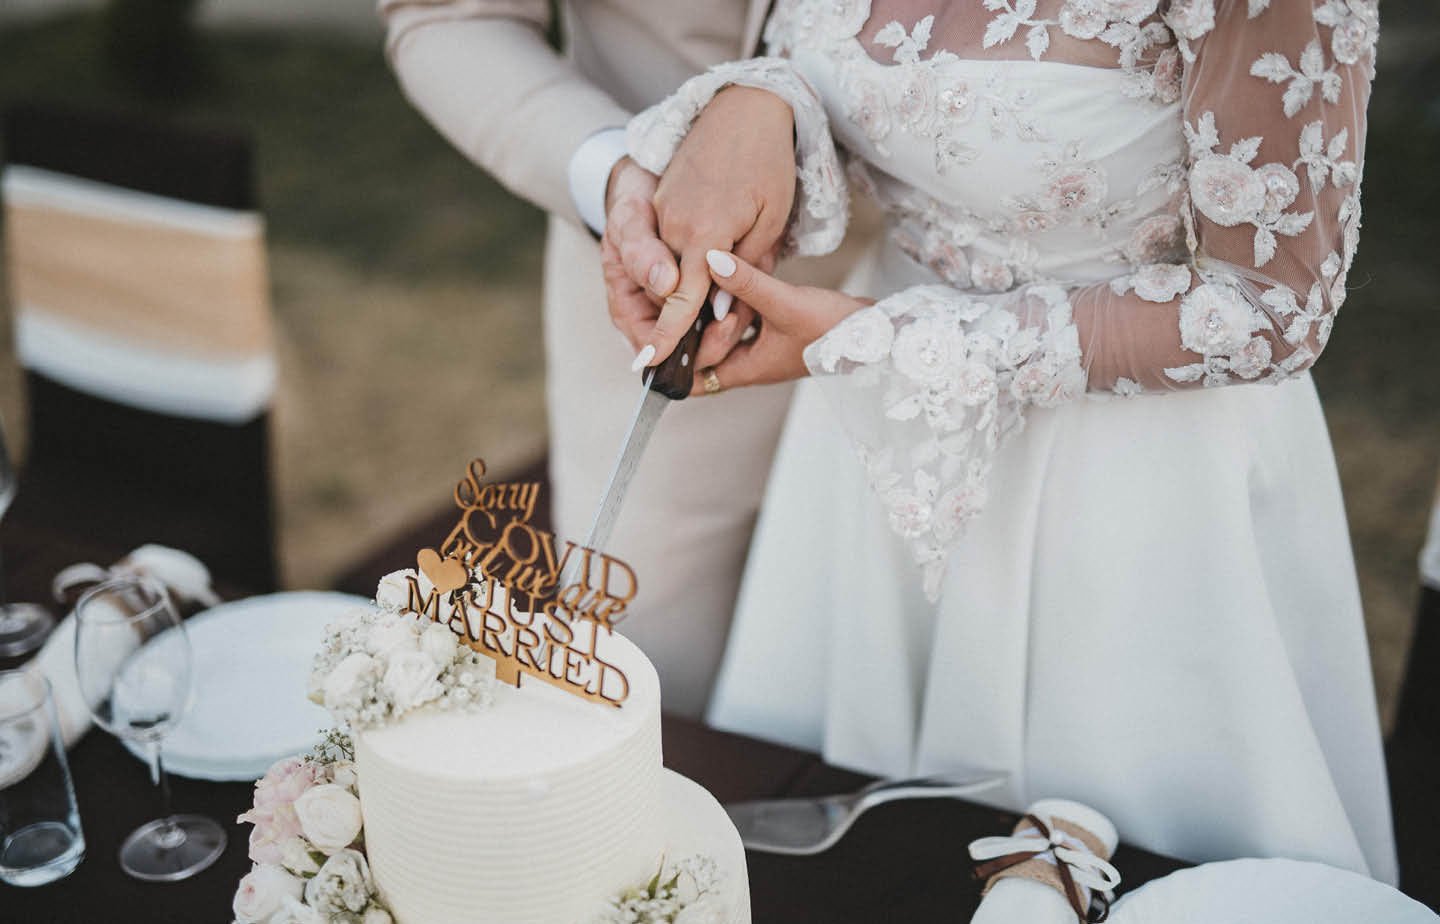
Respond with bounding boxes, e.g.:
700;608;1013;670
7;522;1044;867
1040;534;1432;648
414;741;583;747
574;300;714;564
725;769;1010;856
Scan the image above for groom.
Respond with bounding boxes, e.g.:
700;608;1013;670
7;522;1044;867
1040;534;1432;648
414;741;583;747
378;0;852;716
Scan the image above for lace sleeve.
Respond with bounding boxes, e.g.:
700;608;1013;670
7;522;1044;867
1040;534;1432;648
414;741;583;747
625;58;851;256
804;0;1376;599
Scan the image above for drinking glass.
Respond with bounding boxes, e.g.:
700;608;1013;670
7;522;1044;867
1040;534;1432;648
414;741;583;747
73;575;226;880
0;414;56;661
0;669;85;885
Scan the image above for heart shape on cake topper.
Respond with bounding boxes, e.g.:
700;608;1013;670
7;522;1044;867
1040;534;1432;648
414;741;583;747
417;548;469;594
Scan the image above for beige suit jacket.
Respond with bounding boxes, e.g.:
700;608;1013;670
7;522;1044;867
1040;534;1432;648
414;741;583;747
379;0;772;228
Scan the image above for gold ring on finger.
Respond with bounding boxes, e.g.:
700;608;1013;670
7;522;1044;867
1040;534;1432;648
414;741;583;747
701;367;723;395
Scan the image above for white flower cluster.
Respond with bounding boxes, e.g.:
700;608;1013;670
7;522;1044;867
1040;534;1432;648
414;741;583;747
233;750;392;924
588;855;728;924
307;577;496;731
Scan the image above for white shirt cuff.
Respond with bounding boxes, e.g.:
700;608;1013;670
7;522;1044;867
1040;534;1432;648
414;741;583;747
568;127;629;236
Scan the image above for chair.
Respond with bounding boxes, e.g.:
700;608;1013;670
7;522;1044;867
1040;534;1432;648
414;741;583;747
1;102;278;591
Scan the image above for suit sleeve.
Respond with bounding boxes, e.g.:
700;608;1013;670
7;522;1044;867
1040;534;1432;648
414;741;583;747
380;0;634;226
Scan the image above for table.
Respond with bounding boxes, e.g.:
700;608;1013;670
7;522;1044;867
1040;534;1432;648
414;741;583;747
1;519;1189;922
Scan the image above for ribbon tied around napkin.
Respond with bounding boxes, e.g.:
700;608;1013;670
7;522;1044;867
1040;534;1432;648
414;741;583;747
970;812;1122;923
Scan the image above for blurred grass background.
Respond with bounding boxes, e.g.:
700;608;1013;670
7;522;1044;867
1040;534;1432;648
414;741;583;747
1;1;1437;727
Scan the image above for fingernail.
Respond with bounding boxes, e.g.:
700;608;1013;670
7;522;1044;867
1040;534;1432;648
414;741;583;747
706;250;737;277
713;290;733;321
630;343;656;372
647;263;673;293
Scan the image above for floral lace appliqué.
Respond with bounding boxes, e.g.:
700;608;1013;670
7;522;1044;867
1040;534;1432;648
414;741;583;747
805;283;1085;599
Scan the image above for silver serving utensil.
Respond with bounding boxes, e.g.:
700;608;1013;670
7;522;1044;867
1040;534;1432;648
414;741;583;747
725;768;1008;856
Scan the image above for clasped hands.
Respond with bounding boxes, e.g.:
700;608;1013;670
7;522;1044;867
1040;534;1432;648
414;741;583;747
600;86;866;396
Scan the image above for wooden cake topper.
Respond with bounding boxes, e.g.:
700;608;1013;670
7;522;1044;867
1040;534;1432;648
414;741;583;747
396;459;635;707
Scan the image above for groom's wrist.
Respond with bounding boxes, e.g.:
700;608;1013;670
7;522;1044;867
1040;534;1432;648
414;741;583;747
568;127;629;238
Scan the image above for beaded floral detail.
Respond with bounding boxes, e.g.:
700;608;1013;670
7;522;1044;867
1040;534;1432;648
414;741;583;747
805;284;1085;599
1183;112;1314;267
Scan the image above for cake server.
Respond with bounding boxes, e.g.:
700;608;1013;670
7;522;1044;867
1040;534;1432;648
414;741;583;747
724;769;1009;856
574;299;715;562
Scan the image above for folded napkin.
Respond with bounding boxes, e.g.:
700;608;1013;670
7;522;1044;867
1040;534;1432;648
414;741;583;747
24;544;220;749
970;799;1121;924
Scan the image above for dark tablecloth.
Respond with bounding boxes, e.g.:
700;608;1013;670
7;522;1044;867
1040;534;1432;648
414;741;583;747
0;506;1194;922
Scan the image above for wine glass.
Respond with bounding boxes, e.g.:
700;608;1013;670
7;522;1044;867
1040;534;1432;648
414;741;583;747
73;575;226;880
0;414;56;660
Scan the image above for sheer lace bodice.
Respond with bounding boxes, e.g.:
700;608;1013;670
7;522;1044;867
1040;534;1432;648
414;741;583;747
627;0;1376;597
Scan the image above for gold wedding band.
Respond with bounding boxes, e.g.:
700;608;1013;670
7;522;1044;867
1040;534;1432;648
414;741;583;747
701;367;723;395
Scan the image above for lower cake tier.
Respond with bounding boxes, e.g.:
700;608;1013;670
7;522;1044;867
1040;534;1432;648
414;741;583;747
659;769;752;924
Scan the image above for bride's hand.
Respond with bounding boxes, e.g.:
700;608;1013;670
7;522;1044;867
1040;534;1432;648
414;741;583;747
693;250;870;394
635;86;798;372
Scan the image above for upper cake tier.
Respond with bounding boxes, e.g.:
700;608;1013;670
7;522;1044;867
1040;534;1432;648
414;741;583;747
355;626;664;924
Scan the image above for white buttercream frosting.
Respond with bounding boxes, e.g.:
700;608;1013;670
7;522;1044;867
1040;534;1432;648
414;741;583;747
356;630;667;924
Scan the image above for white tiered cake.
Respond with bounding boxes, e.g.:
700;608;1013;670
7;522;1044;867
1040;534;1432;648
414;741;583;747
355;626;748;923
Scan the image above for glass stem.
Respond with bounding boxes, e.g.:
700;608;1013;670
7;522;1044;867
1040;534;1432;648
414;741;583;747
146;740;186;849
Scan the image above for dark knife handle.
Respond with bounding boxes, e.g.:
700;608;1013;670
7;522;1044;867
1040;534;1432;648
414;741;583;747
645;296;713;400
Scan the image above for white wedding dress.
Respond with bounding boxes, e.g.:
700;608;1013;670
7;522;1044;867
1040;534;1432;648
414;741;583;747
626;0;1396;883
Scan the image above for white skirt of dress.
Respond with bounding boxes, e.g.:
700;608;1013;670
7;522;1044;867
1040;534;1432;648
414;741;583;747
707;242;1399;886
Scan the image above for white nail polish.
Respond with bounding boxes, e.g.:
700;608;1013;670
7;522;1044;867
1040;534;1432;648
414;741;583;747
630;343;656;372
713;290;734;321
706;250;737;277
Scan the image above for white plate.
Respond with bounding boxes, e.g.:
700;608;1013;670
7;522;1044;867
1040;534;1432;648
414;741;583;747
125;591;372;781
1111;858;1435;923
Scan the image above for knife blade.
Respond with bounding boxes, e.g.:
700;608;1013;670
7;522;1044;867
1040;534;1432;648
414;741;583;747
575;300;714;564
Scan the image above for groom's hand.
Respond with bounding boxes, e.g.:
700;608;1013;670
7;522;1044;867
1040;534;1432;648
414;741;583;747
643;86;797;370
601;157;677;352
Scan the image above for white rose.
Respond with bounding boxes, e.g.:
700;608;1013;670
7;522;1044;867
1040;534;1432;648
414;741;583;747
362;908;394;924
1189;156;1265;227
1178;283;1258;356
382;649;441;712
366;620;418;660
294;784;363;855
267;895;322;924
278;836;320;875
322;653;377;713
419;622;460;667
328;760;359;791
374;569;417;610
304;849;374;915
233;864;304;923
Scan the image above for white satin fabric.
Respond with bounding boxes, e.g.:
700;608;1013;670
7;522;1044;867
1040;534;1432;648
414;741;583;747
711;228;1395;883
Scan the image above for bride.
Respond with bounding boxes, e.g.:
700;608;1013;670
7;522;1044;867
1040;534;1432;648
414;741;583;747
623;0;1395;884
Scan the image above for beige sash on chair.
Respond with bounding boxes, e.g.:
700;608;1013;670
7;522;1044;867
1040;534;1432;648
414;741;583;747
2;164;276;422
